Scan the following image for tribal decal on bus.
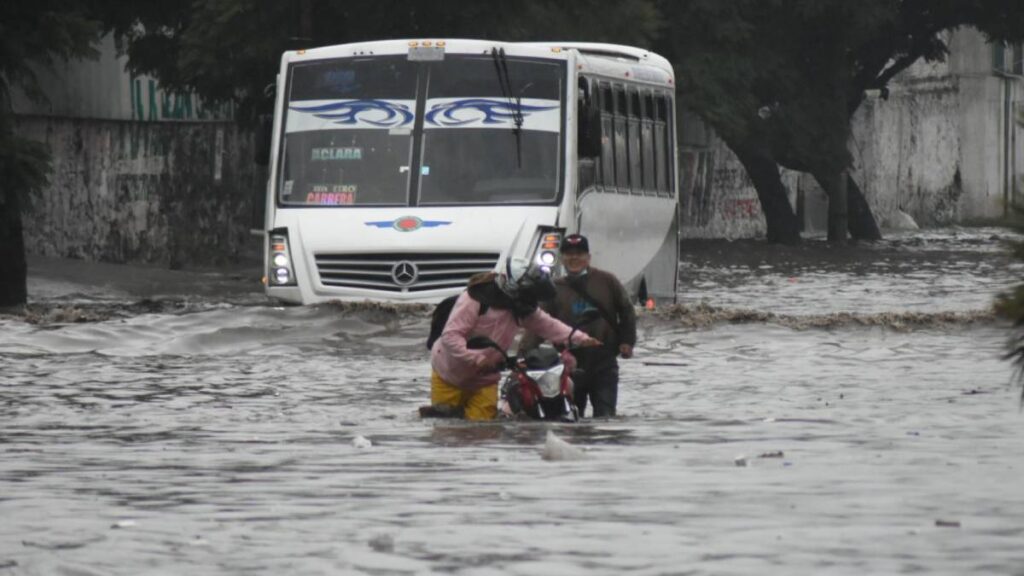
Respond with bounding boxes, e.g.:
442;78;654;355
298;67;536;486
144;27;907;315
365;216;452;232
424;98;560;132
287;99;415;131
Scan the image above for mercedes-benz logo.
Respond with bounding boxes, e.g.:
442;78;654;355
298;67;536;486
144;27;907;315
391;260;419;286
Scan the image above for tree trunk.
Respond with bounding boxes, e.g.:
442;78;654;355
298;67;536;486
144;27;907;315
732;143;801;245
846;174;882;240
0;189;27;308
828;168;848;243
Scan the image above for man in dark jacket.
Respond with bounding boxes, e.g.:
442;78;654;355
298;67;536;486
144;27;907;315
522;234;637;417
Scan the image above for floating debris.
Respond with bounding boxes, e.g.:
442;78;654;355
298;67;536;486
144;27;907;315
368;533;395;553
541;431;587;461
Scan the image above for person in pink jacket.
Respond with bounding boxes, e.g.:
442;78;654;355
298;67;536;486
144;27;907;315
429;262;600;420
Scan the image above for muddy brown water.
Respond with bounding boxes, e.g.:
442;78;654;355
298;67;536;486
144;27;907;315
2;228;1023;575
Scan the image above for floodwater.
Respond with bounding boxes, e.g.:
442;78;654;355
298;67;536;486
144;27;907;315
2;228;1024;575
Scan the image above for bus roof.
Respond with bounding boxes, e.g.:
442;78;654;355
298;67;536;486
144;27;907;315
282;39;673;77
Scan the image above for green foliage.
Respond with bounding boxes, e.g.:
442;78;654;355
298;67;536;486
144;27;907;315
0;1;102;104
98;0;661;121
0;126;52;209
659;0;1024;177
0;1;103;208
994;236;1024;402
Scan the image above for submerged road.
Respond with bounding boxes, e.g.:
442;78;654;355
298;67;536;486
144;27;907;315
1;227;1022;575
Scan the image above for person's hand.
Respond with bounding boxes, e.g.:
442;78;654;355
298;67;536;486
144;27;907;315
473;353;495;372
579;336;602;348
619;344;634;359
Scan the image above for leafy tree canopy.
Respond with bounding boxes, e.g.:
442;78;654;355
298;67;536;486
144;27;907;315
95;0;661;120
1;1;104;206
660;0;1024;177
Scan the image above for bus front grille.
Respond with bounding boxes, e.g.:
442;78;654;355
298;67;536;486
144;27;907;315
315;252;501;292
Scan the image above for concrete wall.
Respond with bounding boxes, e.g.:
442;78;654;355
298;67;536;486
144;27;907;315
850;72;964;227
680;139;757;239
12;34;261;269
850;27;1023;227
678;129;802;239
16;116;264;268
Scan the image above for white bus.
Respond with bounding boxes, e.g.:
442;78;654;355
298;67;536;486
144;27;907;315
263;39;679;304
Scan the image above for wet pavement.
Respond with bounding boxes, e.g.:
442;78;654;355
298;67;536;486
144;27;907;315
2;227;1023;575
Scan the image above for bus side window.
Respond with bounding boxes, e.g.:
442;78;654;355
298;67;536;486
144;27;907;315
655;94;671;195
627;87;643;193
613;85;629;192
641;91;656;195
577;77;602;159
600;82;615;189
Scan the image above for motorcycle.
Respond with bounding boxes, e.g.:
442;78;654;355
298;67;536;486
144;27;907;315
419;311;598;422
470;310;598;422
496;342;579;422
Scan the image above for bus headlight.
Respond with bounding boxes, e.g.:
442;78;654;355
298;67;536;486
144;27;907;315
531;230;563;269
268;231;297;286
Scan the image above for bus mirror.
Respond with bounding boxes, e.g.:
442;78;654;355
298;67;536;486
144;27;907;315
254;113;272;166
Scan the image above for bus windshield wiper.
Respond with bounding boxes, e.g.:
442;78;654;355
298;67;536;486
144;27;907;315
492;47;524;168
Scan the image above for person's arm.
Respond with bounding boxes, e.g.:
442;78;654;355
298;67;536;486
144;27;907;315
522;308;599;348
518;298;555;353
611;275;637;357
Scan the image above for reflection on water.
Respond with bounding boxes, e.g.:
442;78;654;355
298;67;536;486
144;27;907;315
2;229;1024;575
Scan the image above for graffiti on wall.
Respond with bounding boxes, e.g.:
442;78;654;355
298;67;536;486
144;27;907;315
722;198;760;219
130;77;234;122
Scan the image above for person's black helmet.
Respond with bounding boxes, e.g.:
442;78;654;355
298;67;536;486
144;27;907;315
500;258;557;302
519;266;556;302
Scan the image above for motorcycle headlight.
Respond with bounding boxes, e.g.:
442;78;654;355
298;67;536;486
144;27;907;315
535;371;562;397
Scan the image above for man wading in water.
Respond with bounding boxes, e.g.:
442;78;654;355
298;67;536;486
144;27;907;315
521;234;636;417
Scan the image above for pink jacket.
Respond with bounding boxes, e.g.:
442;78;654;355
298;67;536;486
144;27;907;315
430;291;591;390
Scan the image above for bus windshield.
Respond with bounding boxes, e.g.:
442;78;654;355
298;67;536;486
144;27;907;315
281;56;417;206
280;54;564;207
418;56;563;205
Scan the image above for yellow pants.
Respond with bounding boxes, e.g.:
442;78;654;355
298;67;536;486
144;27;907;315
431;371;497;421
